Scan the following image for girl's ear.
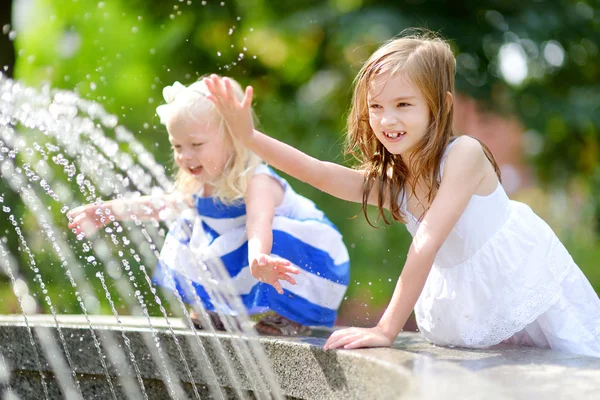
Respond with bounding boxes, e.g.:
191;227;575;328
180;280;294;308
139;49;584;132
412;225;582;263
445;91;453;115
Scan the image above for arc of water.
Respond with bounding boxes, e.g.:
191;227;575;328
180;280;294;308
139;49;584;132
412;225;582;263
0;352;12;397
7;144;182;400
0;242;50;400
85;88;286;400
1;176;117;400
186;248;284;400
52;140;205;400
1;208;84;400
4;92;198;399
134;207;285;400
129;213;247;400
1;142;149;400
1;74;286;399
95;271;149;400
35;326;84;400
44;138;220;400
104;129;286;399
48;115;245;398
89;129;283;398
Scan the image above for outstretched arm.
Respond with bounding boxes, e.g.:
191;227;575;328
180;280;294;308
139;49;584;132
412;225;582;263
67;193;188;236
324;137;489;349
204;75;386;207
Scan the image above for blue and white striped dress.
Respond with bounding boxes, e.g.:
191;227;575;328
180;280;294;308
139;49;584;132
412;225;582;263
154;165;350;327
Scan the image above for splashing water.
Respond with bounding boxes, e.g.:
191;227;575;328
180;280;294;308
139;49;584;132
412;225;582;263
0;73;284;400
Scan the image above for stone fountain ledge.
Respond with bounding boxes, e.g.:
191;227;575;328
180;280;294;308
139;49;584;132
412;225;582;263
0;315;598;399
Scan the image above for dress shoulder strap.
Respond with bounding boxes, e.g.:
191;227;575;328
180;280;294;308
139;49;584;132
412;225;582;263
253;163;288;190
439;136;464;178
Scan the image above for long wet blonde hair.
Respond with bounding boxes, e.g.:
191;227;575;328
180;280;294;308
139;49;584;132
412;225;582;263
156;77;261;203
346;30;500;225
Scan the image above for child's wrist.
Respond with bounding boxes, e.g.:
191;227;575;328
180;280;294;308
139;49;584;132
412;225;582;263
376;322;399;342
248;129;261;145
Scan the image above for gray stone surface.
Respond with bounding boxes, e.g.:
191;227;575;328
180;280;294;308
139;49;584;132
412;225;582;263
0;315;598;399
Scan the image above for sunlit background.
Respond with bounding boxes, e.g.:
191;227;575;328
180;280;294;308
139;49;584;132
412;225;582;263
1;0;599;327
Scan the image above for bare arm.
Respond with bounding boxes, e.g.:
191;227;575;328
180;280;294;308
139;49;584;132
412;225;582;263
67;193;188;235
325;137;491;349
245;173;300;294
204;75;387;208
245;174;282;261
248;129;369;204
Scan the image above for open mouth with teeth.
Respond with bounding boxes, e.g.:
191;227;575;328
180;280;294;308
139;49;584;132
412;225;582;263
188;166;203;175
383;131;406;140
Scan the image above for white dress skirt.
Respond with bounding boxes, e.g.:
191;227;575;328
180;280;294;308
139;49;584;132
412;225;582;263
406;138;600;357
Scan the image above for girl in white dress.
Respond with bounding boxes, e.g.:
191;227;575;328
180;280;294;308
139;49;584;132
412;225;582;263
203;31;600;357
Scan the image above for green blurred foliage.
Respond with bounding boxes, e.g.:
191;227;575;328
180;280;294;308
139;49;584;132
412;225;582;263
2;0;599;323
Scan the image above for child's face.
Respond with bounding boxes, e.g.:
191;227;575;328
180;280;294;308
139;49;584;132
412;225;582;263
367;72;430;158
167;114;232;185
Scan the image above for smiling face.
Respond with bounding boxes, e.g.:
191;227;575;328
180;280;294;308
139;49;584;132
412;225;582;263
167;112;233;192
367;72;431;160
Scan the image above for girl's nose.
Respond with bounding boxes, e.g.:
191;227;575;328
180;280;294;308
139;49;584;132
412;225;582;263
381;114;398;127
178;149;193;161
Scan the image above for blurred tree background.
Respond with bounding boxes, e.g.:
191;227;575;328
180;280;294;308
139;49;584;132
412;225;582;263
1;0;599;326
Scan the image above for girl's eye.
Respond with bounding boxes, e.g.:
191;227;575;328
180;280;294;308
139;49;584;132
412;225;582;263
369;104;382;109
172;146;181;152
397;102;411;107
193;143;203;147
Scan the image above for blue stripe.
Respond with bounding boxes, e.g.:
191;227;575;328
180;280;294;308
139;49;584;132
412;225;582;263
194;195;246;218
153;267;339;326
201;221;219;244
219;229;350;285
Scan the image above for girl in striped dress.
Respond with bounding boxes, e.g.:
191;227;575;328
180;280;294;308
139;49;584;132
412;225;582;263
69;77;349;335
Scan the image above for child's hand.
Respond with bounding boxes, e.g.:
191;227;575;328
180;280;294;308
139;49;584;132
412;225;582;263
323;326;393;350
203;74;255;143
67;204;114;236
249;254;300;295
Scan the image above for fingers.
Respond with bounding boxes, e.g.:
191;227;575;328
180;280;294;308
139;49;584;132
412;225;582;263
241;86;254;109
223;77;236;103
278;273;296;286
67;212;87;229
203;75;222;101
208;74;230;102
324;329;364;350
260;255;293;269
342;337;370;350
279;264;299;274
272;281;284;295
257;254;268;266
203;75;253;110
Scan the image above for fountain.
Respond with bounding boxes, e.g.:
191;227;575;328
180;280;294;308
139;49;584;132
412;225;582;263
1;3;600;399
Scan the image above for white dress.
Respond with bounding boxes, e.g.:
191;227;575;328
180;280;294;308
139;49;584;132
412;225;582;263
405;137;600;357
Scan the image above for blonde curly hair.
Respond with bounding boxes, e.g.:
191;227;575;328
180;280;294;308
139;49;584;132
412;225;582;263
156;77;262;203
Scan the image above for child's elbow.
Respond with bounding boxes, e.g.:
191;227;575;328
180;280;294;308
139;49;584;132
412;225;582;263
412;235;444;260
